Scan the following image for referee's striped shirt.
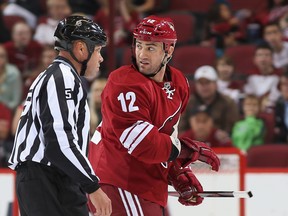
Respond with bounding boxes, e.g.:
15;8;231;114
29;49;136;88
9;56;99;193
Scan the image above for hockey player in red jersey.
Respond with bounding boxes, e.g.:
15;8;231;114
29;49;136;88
88;15;220;216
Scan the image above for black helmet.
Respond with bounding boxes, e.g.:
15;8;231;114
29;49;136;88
54;15;107;53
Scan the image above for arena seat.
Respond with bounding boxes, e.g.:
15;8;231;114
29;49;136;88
3;15;25;33
0;102;12;124
225;44;256;75
171;45;216;74
258;112;275;143
247;144;288;168
229;0;268;14
169;0;215;13
158;12;196;45
120;46;132;66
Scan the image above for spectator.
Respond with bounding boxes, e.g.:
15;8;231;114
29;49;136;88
94;0;140;73
274;70;288;143
232;95;265;152
180;105;232;147
89;77;107;134
215;55;244;103
34;0;71;46
3;22;43;78
0;44;22;110
268;0;288;23
244;0;288;30
263;22;288;69
94;0;140;47
0;102;12;167
180;65;240;134
68;0;100;18
131;0;155;16
244;43;281;112
202;2;246;56
278;11;288;39
3;0;46;28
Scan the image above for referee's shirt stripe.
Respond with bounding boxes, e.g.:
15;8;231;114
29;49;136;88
45;73;93;180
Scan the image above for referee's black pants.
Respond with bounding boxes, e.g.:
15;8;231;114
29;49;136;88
15;161;89;216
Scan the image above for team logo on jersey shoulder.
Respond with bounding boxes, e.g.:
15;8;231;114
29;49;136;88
162;82;175;100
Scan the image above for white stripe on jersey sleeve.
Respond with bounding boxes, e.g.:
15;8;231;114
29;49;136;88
120;121;145;147
91;129;101;145
91;121;103;145
119;121;154;154
128;124;153;154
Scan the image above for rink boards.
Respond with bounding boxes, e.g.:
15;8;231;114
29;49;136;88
1;148;288;216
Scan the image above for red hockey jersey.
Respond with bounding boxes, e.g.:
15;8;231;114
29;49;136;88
89;65;189;207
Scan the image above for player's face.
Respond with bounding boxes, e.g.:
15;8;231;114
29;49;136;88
135;39;166;75
85;46;104;79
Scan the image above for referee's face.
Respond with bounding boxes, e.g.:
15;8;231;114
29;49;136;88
85;45;104;79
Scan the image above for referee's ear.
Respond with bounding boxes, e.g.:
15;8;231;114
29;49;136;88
73;40;88;60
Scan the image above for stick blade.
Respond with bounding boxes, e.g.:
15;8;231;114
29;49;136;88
232;191;253;198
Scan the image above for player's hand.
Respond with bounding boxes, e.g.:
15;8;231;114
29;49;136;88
178;137;220;170
89;188;112;216
168;161;203;206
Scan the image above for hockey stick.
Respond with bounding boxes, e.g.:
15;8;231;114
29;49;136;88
168;191;253;198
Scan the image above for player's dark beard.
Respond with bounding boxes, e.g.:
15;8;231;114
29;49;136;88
144;53;171;77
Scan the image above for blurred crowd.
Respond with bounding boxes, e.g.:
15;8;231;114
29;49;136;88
0;0;288;167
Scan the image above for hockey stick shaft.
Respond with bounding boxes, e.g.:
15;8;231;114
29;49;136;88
168;191;253;198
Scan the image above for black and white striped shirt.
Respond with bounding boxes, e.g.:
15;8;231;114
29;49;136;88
9;56;99;193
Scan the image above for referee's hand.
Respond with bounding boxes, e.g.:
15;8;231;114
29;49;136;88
89;188;112;216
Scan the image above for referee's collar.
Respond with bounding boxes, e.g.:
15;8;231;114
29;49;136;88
54;56;79;78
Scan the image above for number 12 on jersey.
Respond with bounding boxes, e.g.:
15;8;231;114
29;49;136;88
117;92;139;112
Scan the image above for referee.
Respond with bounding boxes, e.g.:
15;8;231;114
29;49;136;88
8;16;112;216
